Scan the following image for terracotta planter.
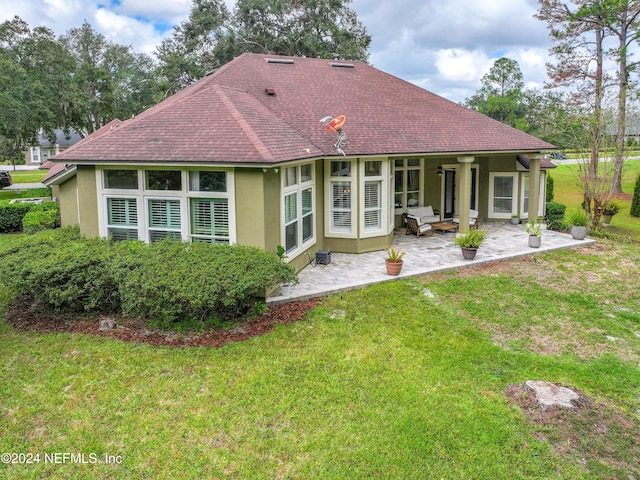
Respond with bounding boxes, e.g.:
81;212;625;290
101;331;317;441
461;247;478;260
385;259;403;275
529;235;541;248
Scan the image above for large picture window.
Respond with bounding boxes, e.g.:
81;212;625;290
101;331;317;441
394;159;422;210
282;164;315;254
100;169;234;244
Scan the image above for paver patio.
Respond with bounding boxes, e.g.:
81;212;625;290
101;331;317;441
268;223;596;304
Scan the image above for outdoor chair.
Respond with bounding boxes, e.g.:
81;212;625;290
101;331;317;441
452;209;479;229
405;215;433;237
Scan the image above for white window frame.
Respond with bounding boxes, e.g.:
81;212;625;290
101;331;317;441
488;173;519;219
281;163;316;256
97;167;235;244
520;172;546;218
393;158;423;214
30;147;41;164
104;195;139;241
359;159;389;237
145;196;184;243
325;159;357;239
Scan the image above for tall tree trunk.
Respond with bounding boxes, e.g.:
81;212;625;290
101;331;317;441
587;24;605;221
613;6;629;194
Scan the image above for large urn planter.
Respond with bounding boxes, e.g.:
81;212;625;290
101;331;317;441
461;247;478;260
528;235;541;248
570;226;588;240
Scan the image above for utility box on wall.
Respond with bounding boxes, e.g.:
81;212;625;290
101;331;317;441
316;250;331;265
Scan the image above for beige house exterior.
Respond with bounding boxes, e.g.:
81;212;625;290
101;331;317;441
44;54;555;272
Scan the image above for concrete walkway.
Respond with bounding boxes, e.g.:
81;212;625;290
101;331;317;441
268;223;596;304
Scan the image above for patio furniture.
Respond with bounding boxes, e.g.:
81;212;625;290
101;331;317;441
432;222;458;234
453;209;479;229
405;215;433;236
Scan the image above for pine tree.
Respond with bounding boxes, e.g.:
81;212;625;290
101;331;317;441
631;173;640;217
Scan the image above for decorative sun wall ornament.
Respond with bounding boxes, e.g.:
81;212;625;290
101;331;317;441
320;115;347;156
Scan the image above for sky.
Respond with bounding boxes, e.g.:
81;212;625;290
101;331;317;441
0;0;553;103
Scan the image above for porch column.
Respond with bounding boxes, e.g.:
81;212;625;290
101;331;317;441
528;154;542;223
456;156;475;234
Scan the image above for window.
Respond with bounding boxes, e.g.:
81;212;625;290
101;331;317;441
331;181;352;233
282;164;315;254
100;169;234;244
362;160;385;234
190;198;229;243
146;170;182;191
31;147;40;163
520;173;546;218
147;199;182;242
489;173;518;218
394;159;422;210
104;170;138;190
189;171;226;192
106;197;138;241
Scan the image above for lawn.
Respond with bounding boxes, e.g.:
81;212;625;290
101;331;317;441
549;159;640;240
1;238;639;479
1;161;640;478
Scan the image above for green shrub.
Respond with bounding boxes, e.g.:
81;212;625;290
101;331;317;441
546;174;554;202
631;173;640;217
453;229;486;248
118;241;295;329
566;209;589;227
545;201;566;230
0;230;297;329
22;204;59;234
0;203;32;232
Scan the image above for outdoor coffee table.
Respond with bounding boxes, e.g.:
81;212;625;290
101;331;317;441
431;222;458;234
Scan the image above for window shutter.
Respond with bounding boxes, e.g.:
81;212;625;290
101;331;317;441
108;198;137;226
149;199;180;228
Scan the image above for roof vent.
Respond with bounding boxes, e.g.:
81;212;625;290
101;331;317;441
265;88;276;96
266;58;294;64
330;62;354;68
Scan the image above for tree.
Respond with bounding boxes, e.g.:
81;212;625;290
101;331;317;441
157;0;371;96
0;17;76;159
464;57;525;127
61;22;158;135
631;173;640;216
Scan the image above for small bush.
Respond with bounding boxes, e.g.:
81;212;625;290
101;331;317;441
545;201;566;231
0;203;32;232
566;209;589;227
22;203;59;234
631;173;640;217
546;174;554;202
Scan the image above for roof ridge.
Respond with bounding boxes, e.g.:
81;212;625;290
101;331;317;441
213;85;276;162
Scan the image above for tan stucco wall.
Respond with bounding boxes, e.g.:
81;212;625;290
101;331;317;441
235;169;268;249
55;177;79;227
76;166;99;238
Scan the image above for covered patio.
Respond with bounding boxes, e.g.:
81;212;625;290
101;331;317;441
268;223;596;304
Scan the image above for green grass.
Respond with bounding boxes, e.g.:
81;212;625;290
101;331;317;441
6;170;47;184
549;159;640;241
1;238;639;478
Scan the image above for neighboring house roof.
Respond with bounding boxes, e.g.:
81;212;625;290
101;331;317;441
51;53;555;166
517;154;557;170
34;129;83;148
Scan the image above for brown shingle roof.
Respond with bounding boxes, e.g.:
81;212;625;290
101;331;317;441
52;53;555;165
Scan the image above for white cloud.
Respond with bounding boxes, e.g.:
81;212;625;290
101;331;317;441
94;8;164;54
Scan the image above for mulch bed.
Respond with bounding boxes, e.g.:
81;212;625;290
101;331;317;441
4;294;320;348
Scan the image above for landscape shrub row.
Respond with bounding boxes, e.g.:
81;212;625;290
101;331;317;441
0;201;58;233
0;228;296;329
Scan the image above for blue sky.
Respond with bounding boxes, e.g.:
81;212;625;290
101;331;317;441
1;0;552;103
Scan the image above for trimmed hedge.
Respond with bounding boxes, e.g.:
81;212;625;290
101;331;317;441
0;200;57;233
632;173;640;217
23;204;60;234
0;229;297;329
545;201;566;231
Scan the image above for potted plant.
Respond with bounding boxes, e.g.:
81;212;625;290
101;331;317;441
385;245;405;275
525;220;542;248
510;214;520;225
276;245;295;295
601;200;621;224
566;210;589;240
453;228;486;260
